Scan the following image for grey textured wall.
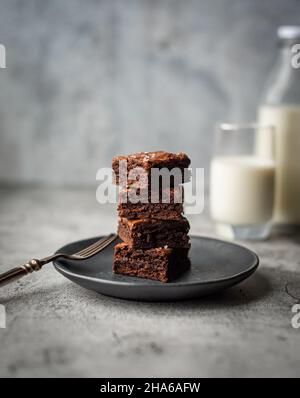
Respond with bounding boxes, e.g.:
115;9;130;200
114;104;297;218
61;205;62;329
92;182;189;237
0;0;300;186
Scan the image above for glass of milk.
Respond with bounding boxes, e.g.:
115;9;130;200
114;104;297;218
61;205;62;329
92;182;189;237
210;123;276;240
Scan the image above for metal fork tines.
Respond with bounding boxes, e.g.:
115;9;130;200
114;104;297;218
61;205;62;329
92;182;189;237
0;233;118;288
44;233;118;262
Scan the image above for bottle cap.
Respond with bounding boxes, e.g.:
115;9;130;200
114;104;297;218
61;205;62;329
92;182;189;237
278;26;300;40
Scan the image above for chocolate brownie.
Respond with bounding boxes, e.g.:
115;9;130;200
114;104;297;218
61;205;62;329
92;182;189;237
118;186;184;220
112;151;191;188
118;185;184;204
118;202;183;220
118;217;190;249
113;242;190;282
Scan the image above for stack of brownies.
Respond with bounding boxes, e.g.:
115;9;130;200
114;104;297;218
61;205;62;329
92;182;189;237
112;151;191;283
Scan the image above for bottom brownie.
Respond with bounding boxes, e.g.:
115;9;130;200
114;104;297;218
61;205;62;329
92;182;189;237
113;243;190;283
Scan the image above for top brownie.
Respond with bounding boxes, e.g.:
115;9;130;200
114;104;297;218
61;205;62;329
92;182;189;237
112;151;190;187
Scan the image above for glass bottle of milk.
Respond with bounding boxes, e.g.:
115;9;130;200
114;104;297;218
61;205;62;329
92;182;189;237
258;26;300;226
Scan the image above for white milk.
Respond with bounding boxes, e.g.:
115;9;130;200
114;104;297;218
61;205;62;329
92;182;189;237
258;105;300;224
210;156;275;225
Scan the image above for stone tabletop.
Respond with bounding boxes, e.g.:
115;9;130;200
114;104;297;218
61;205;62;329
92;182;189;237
0;186;299;378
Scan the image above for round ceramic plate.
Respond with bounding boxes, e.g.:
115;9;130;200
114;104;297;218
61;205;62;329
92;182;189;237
53;235;259;301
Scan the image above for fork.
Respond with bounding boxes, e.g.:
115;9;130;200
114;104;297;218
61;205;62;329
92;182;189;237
0;233;118;288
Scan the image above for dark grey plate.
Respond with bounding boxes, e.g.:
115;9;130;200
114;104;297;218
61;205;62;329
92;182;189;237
53;235;259;302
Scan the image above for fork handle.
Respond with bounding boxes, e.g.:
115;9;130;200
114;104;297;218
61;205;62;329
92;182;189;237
0;259;43;287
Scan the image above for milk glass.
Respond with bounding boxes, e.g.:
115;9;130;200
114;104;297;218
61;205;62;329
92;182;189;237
210;123;276;240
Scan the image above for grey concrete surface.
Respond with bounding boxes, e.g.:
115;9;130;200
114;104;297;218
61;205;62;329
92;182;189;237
0;186;299;378
1;0;300;185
